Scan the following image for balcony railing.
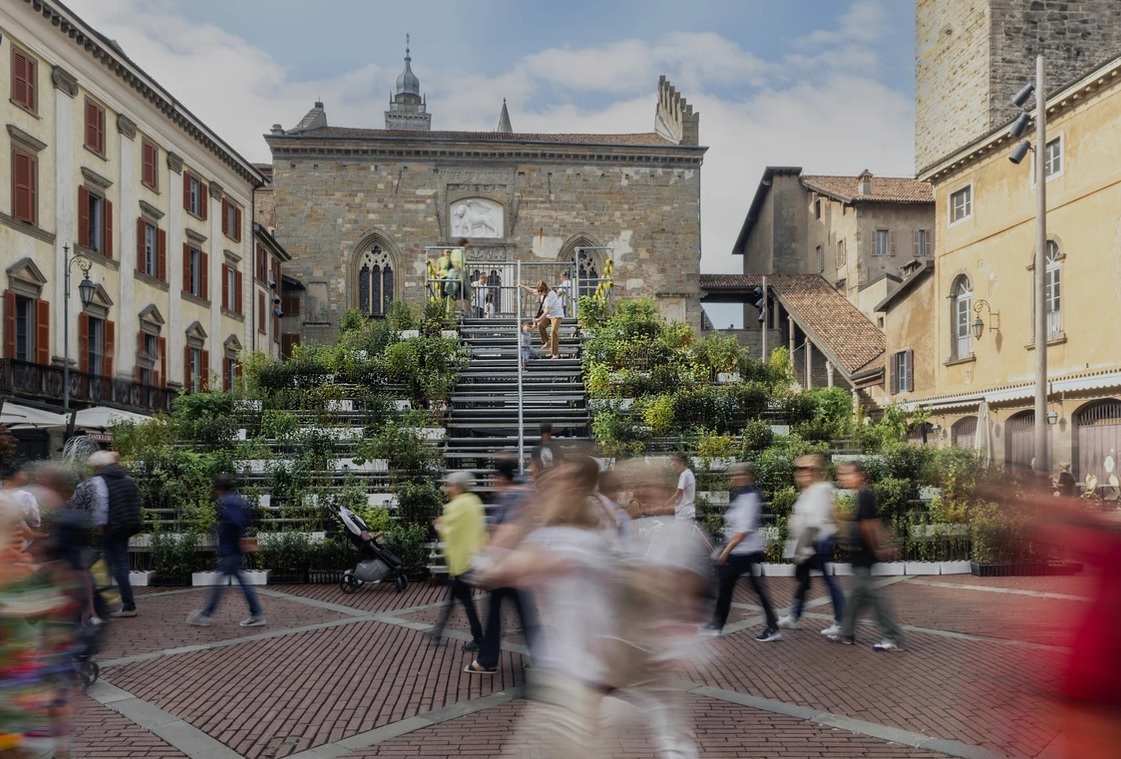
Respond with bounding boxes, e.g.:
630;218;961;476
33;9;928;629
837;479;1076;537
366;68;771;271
0;359;175;414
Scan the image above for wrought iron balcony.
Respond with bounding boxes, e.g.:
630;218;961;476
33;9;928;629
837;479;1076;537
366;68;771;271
0;359;174;414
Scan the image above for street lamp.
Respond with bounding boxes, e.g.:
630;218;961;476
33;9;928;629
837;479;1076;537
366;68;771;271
971;299;999;341
63;244;96;412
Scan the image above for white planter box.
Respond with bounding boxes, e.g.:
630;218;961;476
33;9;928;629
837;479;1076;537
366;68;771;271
871;562;906;576
770;425;790;436
258;494;271;509
235;400;262;412
129;570;154;587
257;531;325;547
762;563;796;577
235;429;248;441
242;570;269;586
193;571;229;587
129;534;151;549
441;330;458;339
699;490;730;506
940;560;972;575
831;563;853;576
327;399;355;413
905;562;942;576
399;330;420;339
404;427;445;441
392;400;412;411
243;459;269;474
919;486;942;502
716;372;740;384
367;493;396;508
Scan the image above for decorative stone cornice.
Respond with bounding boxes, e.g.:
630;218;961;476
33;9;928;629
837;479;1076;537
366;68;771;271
185;228;208;245
117;114;137;140
208;181;224;201
167;152;183;174
7;125;47;153
51;65;79;97
139;200;164;220
81;166;113;190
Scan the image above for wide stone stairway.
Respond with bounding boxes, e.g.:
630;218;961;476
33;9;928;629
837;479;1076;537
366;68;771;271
445;317;590;479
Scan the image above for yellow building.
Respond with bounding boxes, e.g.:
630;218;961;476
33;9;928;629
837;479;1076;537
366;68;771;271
902;54;1121;483
1;1;286;422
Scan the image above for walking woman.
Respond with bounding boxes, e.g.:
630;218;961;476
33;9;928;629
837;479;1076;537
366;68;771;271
522;280;563;359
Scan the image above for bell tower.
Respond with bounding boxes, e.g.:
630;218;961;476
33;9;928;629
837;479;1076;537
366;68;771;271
385;34;431;131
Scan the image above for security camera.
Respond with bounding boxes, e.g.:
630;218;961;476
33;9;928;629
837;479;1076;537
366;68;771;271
1009;139;1032;165
273;307;283;318
272;295;281;305
268;279;277;289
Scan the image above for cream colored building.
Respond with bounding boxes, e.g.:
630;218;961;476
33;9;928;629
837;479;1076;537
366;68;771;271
1;1;284;418
906;53;1121;483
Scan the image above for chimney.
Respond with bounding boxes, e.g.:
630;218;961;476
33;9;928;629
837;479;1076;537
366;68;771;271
857;169;873;197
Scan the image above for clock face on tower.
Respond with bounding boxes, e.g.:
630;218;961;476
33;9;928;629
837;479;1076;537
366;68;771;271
449;198;504;240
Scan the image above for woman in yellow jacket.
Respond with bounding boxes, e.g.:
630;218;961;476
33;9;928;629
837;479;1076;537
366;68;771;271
426;470;487;649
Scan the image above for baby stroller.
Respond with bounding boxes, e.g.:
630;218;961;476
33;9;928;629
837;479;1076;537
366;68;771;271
337;506;408;594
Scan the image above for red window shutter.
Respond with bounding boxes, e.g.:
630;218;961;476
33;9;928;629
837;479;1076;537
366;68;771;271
200;350;209;391
258;292;266;333
159;337;167;387
142;141;157;188
183;243;191;292
157;229;167;281
221;264;230;309
103;320;115;377
183;171;191;211
221;199;229;237
12;151;34;224
184;345;191;390
104;199;113;258
96;105;104;152
11;51;28;108
235;271;243;314
223;359;231;392
35;299;49;366
234;207;242;242
200;182;208;221
200;251;209;300
25;57;36;112
136;218;146;272
78;314;89;374
85;101;97;149
78;186;90;248
3;291;15;359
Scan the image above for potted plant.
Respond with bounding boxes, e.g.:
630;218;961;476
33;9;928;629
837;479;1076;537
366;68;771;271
308;538;356;584
259;531;312;583
151;531;200;586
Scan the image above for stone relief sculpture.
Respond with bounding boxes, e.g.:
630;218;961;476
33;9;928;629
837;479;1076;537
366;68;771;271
449;198;503;239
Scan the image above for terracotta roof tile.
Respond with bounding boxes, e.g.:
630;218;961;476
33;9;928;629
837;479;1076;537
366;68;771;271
283;126;679;147
801;174;932;204
699;273;884;376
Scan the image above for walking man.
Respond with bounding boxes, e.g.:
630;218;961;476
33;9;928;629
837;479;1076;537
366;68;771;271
187;474;265;627
472;272;489;318
86;451;141;618
530;422;561;474
834;461;905;651
704;463;781;641
666;452;697;522
427;470;487;649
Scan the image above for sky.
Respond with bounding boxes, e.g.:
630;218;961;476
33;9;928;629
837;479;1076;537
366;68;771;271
64;0;917;289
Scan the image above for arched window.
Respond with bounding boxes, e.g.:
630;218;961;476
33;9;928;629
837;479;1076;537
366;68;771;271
574;248;601;299
357;245;394;317
951;276;972;359
1045;240;1061;338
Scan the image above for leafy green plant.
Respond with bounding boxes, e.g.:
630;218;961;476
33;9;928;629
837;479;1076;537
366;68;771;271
970;502;1040;564
394;480;444;527
696;428;735;459
691;333;742;380
767;486;799;519
151;531;207;578
641;395;676;436
357;419;439;475
740;419;773;453
387;299;418;332
308;538;356;570
384;522;431;576
259;531;312;576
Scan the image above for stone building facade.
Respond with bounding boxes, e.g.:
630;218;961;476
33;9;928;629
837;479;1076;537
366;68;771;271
265;52;706;344
915;0;1121;172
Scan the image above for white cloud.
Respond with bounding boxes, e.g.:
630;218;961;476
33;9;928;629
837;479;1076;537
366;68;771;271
64;0;915;282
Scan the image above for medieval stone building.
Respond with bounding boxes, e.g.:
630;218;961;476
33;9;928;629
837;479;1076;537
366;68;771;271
261;46;706;345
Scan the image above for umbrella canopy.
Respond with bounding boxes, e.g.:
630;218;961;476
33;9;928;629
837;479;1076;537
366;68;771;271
0;402;68;428
975;401;992;463
72;406;151;430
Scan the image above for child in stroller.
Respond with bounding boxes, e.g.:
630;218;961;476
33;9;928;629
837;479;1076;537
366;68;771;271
337;506;409;593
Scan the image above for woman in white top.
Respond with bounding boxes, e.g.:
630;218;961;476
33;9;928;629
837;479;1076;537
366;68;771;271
522;280;564;359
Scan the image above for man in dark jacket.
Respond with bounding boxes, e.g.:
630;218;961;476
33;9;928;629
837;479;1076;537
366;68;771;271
86;451;141;618
186;474;265;627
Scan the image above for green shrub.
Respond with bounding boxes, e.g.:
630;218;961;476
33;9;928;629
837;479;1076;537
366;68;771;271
740;419;774;453
384;522;431;576
871;476;915;522
308;538;356;570
151;531;208;577
641;395;676;437
387;299;418;332
395;480;444;526
259;531;312;575
767;485;798;519
970;502;1041;564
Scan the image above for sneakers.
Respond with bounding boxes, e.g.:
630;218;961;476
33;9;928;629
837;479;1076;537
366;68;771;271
776;615;798;629
698;624;723;637
820;623;841;637
825;631;854;645
872;640;903;652
110;606;138;618
185;610;213;627
239;615;267;627
463;639;481;652
755;628;783;643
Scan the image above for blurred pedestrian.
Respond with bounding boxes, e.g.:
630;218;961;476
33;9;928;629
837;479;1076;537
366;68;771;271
778;454;845;635
666;452;697;522
531;422;561;474
703;463;781;641
520;320;535;370
832;461;904;651
85;452;141;619
428;471;486;650
5;469;39;551
556;270;572;318
186;475;265;627
473;271;489;318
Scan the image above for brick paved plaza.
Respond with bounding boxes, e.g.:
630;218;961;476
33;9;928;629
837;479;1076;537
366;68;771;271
63;571;1088;759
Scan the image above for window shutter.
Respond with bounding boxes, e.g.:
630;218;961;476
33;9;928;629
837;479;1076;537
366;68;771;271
200;251;209;300
183;244;192;292
157;229;167;281
235;207;242;242
221;199;229;237
13;152;34;224
3;292;15;359
221;264;230;309
136;330;146;364
78;186;90;248
136;218;146;272
200;182;208;221
183;172;192;211
223;359;231;392
85;101;97;149
200;350;209;391
906;350;914;393
35;299;49;366
12;51;28;107
104;199;113;258
25;57;36;112
235;271;243;314
103;320;115;377
78;314;89;373
258;292;266;333
889;230;896;257
890;354;899;395
184;345;191;390
912;229;920;257
159;337;167;387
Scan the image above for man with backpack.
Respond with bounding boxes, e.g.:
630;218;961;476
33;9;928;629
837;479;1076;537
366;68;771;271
85;452;141;618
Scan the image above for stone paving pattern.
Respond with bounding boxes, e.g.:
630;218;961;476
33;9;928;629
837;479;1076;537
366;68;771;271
69;571;1094;758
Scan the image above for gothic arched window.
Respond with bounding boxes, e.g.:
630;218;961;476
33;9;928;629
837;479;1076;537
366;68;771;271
574;248;601;299
357;245;394;317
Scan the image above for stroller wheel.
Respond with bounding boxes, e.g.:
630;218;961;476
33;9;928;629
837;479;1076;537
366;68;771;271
394;573;408;593
77;660;99;687
340;574;361;594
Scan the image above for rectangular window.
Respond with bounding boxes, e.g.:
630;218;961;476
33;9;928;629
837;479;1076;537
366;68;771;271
836;239;846;267
874;229;890;257
814;198;822;220
188;175;201;216
11;149;36;225
224;356;238;392
256;245;269;282
222;199;242;242
189;346;202;393
87;317;104;377
815;245;824;273
914;229;930;258
1044;137;1062;179
188;246;202;296
87;192;104;253
894;351;911;393
11;47;37;113
142;221;157;277
142;139;159;191
282;291;300;316
84;99;106;156
14;296;35;362
258;291;267;333
950;186;972;224
139;334;159;387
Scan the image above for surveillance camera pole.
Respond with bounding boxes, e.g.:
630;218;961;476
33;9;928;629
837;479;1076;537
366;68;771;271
1033;53;1048;477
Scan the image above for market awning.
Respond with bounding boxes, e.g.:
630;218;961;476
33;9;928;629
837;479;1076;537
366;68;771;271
0;402;68;428
73;406;151;430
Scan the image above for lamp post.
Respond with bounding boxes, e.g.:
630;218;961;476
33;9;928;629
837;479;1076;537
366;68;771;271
62;244;97;412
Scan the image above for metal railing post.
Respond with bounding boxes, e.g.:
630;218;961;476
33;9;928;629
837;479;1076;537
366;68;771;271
516;260;525;475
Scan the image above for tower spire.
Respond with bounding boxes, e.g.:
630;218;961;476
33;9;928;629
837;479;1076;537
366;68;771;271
496;98;513;133
386;33;431;131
